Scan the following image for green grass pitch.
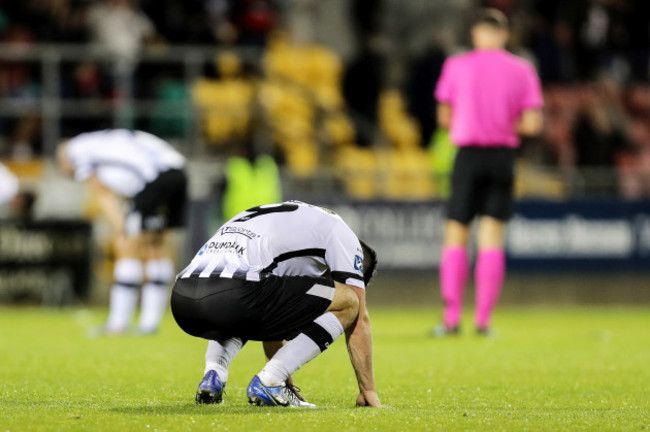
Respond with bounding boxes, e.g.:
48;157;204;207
1;306;649;431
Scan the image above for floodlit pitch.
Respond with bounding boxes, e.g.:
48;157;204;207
1;306;649;431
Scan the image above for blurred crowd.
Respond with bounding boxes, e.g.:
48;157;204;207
0;0;649;197
0;0;279;157
0;0;278;47
398;0;650;197
498;0;650;197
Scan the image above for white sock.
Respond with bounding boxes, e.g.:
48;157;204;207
137;283;169;333
258;312;344;387
105;258;142;332
138;259;175;333
204;338;244;382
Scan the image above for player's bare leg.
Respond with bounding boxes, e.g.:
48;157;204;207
477;216;504;249
435;220;470;335
263;341;284;361
248;283;359;407
104;233;142;334
137;231;175;334
474;216;506;333
444;219;471;247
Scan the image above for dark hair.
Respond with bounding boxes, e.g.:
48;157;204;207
360;240;378;286
473;8;508;30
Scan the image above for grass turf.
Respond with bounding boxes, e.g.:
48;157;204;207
1;306;649;431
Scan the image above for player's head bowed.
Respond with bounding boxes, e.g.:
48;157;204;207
360;240;378;286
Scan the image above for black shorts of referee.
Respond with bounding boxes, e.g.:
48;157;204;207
125;168;188;236
170;274;334;342
447;146;515;225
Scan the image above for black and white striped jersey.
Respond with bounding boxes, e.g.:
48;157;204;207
178;201;366;289
0;162;18;205
66;129;185;197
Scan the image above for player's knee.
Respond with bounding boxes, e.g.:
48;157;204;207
444;220;470;246
114;258;143;287
145;258;174;285
478;216;505;248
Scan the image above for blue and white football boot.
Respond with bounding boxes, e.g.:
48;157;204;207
246;375;316;408
195;370;226;404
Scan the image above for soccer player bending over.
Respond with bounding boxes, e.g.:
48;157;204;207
57;129;188;335
171;201;383;408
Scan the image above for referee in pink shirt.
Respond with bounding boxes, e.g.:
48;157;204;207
433;9;543;335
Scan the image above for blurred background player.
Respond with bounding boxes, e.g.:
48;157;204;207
57;129;187;334
0;162;19;208
0;163;36;220
433;9;544;336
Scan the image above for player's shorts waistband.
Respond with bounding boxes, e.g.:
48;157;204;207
173;273;334;301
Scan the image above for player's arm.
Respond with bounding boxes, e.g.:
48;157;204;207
517;108;543;136
437;103;452;129
325;225;382;406
88;175;125;233
345;285;381;407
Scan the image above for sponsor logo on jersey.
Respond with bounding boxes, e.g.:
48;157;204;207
198;241;246;256
198;243;209;256
354;254;363;271
220;226;258;239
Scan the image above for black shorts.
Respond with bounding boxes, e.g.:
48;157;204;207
125;168;187;236
170;275;334;342
447;147;515;224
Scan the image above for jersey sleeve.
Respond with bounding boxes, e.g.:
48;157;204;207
325;221;366;289
519;63;544;110
66;137;95;182
434;57;456;104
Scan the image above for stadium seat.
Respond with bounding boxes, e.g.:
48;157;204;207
335;147;377;199
3;159;45;178
380;90;421;150
514;160;566;198
325;113;356;147
384;149;435;199
150;80;190;137
286;140;318;178
192;78;254;147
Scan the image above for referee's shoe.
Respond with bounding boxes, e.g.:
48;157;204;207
196;370;225;404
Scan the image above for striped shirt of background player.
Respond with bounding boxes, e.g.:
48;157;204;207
0;163;18;206
65;129;185;198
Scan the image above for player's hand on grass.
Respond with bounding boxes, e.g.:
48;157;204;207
355;391;386;408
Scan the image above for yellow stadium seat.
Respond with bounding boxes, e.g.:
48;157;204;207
380;89;421;151
325;113;356;147
286;141;318;178
2;159;45;178
192;78;254;146
335;147;378;199
384;149;435;199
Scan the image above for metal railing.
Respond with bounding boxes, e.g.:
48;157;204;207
0;43;637;200
0;43;264;155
